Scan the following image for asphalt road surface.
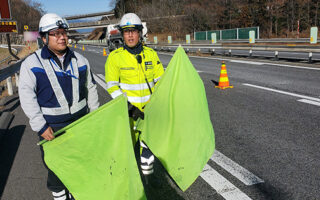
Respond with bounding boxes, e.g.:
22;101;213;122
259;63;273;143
0;44;319;200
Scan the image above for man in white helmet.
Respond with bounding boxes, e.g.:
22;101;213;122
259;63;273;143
105;13;164;188
19;13;99;199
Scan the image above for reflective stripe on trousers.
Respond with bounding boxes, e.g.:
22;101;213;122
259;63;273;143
52;190;66;200
140;141;154;175
52;190;73;200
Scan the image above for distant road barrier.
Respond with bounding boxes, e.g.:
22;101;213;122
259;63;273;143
149;45;320;63
77;39;320;63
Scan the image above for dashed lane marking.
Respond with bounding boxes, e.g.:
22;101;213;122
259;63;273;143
297;99;320;107
243;83;320;106
212;150;264;186
201;164;252;200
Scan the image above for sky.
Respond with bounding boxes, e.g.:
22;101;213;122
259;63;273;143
39;0;115;18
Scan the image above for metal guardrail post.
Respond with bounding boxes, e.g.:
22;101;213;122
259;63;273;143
15;73;19;87
275;51;279;60
308;52;313;63
237;28;239;40
211;49;215;56
6;76;13;96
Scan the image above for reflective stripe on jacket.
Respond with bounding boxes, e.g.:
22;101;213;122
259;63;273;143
105;46;164;111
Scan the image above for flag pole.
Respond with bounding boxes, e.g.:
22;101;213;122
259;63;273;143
37;129;66;146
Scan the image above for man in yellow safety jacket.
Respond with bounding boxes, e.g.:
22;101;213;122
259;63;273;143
105;13;164;187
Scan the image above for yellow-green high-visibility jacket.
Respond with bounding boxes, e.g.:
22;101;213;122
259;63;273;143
105;46;164;111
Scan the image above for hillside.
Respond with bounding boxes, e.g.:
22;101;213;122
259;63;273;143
113;0;320;38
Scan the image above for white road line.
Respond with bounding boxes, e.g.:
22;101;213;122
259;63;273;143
297;99;320;106
229;60;264;65
211;150;264;186
92;74;107;90
201;165;252;200
265;63;320;70
97;74;105;81
243;83;320;102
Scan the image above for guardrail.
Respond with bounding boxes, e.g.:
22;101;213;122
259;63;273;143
0;61;22;82
149;45;320;63
0;61;22;96
76;40;320;63
0;43;22;96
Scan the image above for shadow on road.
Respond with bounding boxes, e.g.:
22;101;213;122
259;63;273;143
211;79;219;86
143;158;185;200
254;181;291;200
0;125;26;198
2;99;20;113
134;143;185;200
3;97;19;107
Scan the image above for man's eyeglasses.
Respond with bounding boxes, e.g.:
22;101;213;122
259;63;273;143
48;31;68;38
123;29;139;35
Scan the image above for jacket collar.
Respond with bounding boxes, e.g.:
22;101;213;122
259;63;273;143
124;42;143;55
41;45;76;70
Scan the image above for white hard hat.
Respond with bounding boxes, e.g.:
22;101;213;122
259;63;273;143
119;13;143;31
39;13;69;33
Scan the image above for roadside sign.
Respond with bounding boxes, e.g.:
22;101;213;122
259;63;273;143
0;0;17;33
211;33;216;44
310;27;318;44
0;20;18;33
168;36;172;44
0;0;12;19
249;30;255;43
24;25;28;30
186;34;190;44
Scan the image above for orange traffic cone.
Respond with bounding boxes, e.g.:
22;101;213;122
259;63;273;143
82;45;85;51
103;48;107;56
215;61;233;89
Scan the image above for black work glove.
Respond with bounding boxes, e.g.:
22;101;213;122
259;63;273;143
128;102;144;120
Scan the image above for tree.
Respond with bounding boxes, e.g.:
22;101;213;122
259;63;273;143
10;0;44;33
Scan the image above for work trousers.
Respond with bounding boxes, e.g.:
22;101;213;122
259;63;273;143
130;118;155;175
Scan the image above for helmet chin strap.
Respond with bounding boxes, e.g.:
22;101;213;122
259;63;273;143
45;33;49;46
139;30;143;42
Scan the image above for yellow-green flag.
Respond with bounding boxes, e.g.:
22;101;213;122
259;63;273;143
43;95;146;200
139;47;215;191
